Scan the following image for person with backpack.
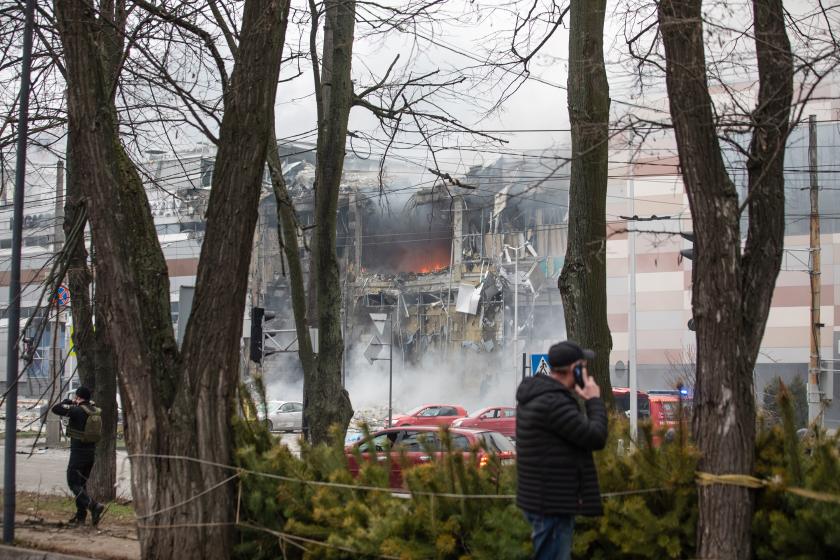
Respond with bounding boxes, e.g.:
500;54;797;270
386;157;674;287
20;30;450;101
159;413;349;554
51;386;105;526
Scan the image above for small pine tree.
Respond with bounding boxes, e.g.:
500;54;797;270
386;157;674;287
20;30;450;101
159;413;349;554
762;375;808;430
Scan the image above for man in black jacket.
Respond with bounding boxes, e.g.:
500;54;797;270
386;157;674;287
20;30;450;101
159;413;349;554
516;341;608;559
51;386;105;526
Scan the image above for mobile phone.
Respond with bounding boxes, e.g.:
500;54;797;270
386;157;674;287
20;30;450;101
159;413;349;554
573;364;585;388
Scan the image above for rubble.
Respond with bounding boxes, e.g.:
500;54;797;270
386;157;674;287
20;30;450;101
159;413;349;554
350;404;392;432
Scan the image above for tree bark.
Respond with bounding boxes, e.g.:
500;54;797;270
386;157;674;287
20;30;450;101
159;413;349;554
558;0;613;405
56;0;289;558
266;135;317;391
63;188;119;503
60;0;126;503
658;1;792;557
307;0;356;444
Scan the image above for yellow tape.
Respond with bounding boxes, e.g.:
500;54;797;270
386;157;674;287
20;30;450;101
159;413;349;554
696;472;766;488
696;471;840;504
785;486;840;505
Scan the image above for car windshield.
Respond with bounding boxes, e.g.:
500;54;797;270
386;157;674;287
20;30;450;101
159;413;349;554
404;405;425;416
477;432;515;453
357;432;397;453
660;401;691;420
468;408;490;418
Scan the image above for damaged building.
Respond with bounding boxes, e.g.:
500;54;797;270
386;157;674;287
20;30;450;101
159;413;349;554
254;148;572;395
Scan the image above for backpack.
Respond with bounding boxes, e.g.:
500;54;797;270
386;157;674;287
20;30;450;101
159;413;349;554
68;404;103;443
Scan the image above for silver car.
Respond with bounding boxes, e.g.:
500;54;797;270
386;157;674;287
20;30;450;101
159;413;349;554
265;400;303;432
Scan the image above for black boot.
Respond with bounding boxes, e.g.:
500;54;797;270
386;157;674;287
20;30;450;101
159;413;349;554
91;503;105;527
67;513;86;526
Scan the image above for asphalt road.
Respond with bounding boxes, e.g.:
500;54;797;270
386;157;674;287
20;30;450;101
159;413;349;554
0;438;133;499
0;433;302;500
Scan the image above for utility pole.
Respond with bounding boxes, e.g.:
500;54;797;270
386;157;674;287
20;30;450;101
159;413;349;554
4;0;35;544
388;310;393;428
513;244;519;397
628;176;639;442
808;114;823;426
46;160;65;446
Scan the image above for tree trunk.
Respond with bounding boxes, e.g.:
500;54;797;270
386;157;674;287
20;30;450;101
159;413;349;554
658;1;792;557
558;0;613;405
64;201;119;503
87;307;119;501
266;135;317;394
61;2;123;500
307;0;356;444
56;1;289;558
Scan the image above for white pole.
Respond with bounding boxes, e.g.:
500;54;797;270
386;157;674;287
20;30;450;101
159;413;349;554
514;246;519;399
628;176;638;442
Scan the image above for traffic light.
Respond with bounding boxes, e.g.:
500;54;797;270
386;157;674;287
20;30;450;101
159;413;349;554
681;232;697;331
249;307;276;363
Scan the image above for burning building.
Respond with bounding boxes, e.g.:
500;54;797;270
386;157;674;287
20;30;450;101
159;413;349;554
252;148;572;397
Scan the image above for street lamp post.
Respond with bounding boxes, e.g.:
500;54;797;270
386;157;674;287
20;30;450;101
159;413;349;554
504;241;535;399
366;310;395;427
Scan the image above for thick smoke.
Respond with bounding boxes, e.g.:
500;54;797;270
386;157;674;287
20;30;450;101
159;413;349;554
361;198;452;274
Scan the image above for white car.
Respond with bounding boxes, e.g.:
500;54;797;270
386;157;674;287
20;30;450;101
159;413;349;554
263;400;303;432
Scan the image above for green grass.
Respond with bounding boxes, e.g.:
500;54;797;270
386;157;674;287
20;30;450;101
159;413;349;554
4;492;136;525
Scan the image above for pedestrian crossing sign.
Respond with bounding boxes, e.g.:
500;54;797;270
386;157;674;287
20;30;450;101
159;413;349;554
530;354;551;376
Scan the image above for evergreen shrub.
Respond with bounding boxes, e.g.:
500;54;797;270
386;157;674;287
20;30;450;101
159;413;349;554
232;385;839;559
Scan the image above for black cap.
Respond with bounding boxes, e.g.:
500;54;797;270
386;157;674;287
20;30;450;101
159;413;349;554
75;386;92;401
547;341;595;369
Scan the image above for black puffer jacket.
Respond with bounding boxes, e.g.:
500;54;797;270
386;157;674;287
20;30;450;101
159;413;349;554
515;374;608;516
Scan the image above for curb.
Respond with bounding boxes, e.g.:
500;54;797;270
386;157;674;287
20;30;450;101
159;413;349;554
0;543;95;559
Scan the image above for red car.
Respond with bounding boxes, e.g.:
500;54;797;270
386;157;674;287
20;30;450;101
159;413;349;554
391;404;467;427
346;426;515;488
612;388;651;419
649;394;692;446
451;406;516;438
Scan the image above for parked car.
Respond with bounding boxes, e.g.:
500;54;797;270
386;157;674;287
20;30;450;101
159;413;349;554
345;426;516;488
649;395;691;430
451;406;516;438
261;400;303;432
391;404;467;427
612;388;651;419
649;394;692;446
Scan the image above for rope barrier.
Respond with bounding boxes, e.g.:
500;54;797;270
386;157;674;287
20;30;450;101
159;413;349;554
696;471;840;504
123;454;840;511
135;472;241;520
128;452;673;502
237;521;403;560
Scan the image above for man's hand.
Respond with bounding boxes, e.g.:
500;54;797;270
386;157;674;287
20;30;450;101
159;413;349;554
574;369;601;400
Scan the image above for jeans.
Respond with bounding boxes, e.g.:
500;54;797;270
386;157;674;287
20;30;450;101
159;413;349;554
67;456;96;517
523;511;575;560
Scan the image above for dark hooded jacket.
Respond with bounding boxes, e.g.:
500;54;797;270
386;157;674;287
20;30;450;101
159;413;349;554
515;374;608;516
51;399;96;461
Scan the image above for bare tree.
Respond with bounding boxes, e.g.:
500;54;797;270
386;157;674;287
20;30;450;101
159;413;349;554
665;344;696;392
61;0;124;504
305;0;357;443
55;2;289;560
657;0;793;557
558;0;613;403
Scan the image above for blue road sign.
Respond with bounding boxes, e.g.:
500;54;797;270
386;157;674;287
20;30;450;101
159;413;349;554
530;354;550;376
56;285;70;306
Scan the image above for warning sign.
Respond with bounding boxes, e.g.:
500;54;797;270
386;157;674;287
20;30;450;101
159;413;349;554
530;354;551;376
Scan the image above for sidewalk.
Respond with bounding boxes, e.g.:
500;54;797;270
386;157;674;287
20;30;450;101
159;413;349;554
0;437;132;499
1;492;140;560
